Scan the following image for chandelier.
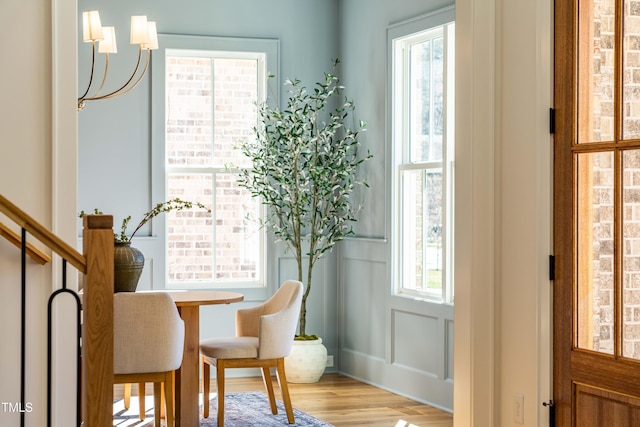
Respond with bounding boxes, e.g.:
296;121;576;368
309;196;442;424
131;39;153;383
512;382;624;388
78;11;158;111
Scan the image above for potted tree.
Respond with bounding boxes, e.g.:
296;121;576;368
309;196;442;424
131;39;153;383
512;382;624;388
237;59;371;382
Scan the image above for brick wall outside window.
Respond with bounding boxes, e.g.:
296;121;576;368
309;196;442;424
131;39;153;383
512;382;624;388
165;55;262;284
584;1;640;358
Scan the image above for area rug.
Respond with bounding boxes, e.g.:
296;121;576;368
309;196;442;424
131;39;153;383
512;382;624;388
113;391;334;426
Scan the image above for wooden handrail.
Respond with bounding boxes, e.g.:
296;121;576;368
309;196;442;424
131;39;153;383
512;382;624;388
0;194;115;425
0;221;52;265
0;193;86;273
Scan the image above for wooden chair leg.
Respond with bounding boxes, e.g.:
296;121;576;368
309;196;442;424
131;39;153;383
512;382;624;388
138;382;146;420
217;360;226;427
202;357;211;418
153;382;162;427
261;366;277;414
160;382;165;419
165;372;175;427
123;383;131;409
276;358;295;424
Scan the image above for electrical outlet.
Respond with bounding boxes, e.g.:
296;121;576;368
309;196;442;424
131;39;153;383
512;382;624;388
514;392;524;424
326;355;334;367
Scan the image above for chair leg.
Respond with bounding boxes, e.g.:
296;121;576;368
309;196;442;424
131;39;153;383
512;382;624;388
276;358;295;424
202;357;210;418
153;382;162;427
217;360;226;427
138;382;146;420
123;383;131;409
165;372;175;427
160;382;165;419
261;366;277;414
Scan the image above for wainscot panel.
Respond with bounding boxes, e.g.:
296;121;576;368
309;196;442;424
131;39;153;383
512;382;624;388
392;310;440;375
341;257;387;359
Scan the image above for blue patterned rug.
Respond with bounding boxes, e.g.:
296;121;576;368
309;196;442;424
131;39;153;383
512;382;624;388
113;391;334;426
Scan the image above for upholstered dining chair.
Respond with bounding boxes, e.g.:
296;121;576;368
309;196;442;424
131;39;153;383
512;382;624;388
114;292;185;427
200;280;303;427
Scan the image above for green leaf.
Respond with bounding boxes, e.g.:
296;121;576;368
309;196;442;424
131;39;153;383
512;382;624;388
235;59;372;336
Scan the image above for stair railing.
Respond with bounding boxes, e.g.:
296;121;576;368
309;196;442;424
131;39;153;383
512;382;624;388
0;221;51;264
0;193;114;427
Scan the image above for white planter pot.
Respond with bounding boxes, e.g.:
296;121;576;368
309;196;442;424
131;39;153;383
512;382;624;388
284;338;328;383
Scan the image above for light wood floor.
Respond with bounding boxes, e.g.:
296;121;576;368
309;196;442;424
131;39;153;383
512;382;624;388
116;373;453;426
224;373;453;427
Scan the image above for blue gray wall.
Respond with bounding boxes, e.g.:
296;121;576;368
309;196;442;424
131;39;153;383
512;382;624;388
78;0;342;374
78;0;455;409
79;0;339;229
337;0;455;410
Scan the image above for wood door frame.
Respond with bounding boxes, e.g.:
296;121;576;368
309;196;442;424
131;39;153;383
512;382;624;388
553;0;577;424
554;0;640;424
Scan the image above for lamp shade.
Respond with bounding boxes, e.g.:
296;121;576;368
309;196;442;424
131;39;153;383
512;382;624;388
98;26;117;53
82;11;104;42
142;22;158;50
130;16;150;45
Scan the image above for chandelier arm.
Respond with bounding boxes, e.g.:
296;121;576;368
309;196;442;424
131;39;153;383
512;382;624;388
83;46;144;102
90;53;110;98
77;41;98;103
97;49;151;100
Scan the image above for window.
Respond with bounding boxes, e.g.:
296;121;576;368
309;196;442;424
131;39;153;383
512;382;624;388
152;35;279;288
390;9;455;302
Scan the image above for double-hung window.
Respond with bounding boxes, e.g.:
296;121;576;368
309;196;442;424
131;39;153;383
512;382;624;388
390;9;455;303
153;35;279;288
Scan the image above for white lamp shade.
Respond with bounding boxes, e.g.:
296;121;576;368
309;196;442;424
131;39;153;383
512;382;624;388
98;27;117;53
82;11;104;42
142;22;158;50
130;16;150;45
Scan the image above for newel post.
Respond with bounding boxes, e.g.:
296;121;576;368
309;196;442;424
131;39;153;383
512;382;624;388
81;215;114;427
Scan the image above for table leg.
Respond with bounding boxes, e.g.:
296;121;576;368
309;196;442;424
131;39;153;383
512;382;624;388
175;305;200;427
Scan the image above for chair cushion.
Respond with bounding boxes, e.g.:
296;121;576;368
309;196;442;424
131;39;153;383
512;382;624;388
200;336;259;359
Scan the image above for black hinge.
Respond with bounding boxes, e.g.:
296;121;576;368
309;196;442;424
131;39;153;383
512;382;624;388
549;108;556;134
549;255;555;281
543;400;555;427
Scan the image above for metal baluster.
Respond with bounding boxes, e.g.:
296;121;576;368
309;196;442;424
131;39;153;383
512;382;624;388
20;228;26;427
47;259;82;427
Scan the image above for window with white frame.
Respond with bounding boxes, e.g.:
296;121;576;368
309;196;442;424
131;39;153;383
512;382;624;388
391;10;455;303
153;35;278;288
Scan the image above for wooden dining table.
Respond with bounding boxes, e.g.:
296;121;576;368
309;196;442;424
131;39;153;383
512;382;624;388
165;290;244;427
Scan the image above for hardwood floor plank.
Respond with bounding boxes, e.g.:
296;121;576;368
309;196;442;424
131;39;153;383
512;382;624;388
116;373;453;426
226;373;453;427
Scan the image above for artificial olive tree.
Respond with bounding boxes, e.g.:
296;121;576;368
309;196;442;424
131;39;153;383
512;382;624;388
237;60;370;337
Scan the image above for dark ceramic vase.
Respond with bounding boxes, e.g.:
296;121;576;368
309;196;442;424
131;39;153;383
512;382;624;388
113;242;145;293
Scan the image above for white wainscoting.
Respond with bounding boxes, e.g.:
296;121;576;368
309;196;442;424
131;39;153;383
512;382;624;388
338;238;453;411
